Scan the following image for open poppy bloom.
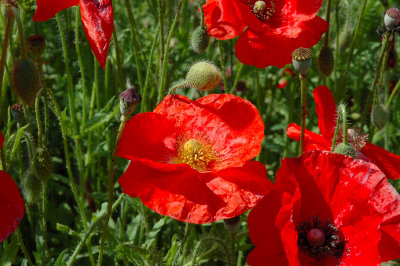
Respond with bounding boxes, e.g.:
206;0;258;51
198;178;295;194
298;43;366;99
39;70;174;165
0;132;25;242
203;0;329;68
247;150;400;265
287;85;400;180
33;0;113;68
117;94;273;224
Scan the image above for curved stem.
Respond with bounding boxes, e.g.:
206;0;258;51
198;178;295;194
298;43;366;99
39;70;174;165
0;9;13;120
323;0;332;47
10;7;27;59
387;80;400;108
299;74;307;156
218;41;228;91
229;62;244;94
15;228;34;266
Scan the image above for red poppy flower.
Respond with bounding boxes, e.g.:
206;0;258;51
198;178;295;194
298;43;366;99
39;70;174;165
33;0;113;68
203;0;329;68
0;131;25;242
247;150;400;265
117;94;273;224
287;85;400;180
277;68;294;89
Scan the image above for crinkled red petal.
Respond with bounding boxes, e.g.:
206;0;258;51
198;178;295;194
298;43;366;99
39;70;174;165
117;112;178;163
118;160;271;224
203;0;247;40
235;17;328;68
362;142;400;180
154;94;264;170
280;0;324;24
313;85;337;140
286;123;331;152
79;0;113;69
33;0;79;21
0;171;24;243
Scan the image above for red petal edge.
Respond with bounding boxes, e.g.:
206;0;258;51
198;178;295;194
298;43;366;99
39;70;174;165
33;0;79;21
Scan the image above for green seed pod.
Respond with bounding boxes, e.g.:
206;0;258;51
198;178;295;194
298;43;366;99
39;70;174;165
11;58;40;106
224;216;241;234
32;147;53;183
292;48;312;75
371;104;389;129
191;26;210;54
333;143;357;159
318;46;334;77
186;61;222;91
23;171;42;204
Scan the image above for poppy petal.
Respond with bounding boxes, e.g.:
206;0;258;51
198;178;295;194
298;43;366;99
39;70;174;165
118;160;271;224
0;171;24;242
203;0;247;40
79;0;113;69
0;131;3;150
117;112;178;163
235;17;328;68
154;94;264;170
33;0;79;21
286;123;331;152
361;142;400;180
313;85;337;140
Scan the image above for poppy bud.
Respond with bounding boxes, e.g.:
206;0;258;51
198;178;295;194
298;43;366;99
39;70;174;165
27;35;46;57
292;48;312;75
23;171;42;204
333;143;357;159
191;26;209;54
371;104;389;129
11;58;40;106
384;8;400;28
120;80;139;118
11;104;25;124
224;216;241;234
32;146;53;183
318;46;334;76
1;0;17;7
186;61;222;91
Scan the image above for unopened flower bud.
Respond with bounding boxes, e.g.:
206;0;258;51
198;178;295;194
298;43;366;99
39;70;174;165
120;80;139;117
32;146;53;183
191;26;209;54
318;46;334;76
384;8;400;28
186;61;222;91
11;58;40;106
224;216;241;234
2;0;17;7
371;104;389;129
23;171;42;204
333;143;357;159
27;35;46;57
11;104;25;124
292;48;312;75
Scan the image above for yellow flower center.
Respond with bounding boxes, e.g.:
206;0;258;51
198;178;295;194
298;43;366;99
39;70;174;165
250;0;276;22
177;139;216;171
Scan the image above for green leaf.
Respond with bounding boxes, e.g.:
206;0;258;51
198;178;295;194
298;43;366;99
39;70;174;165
55;249;70;266
83;97;119;135
0;234;19;266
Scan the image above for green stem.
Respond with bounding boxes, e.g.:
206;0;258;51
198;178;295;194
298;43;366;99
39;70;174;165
15;228;34;266
97;117;129;266
229;62;244;94
75;7;88;133
339;104;348;145
169;81;188;94
10;7;27;58
299;74;307;156
218;41;228;91
56;14;77;130
35;89;45;146
113;27;125;92
387;80;400;108
157;0;185;103
323;0;332;47
141;26;160;113
0;9;13;120
331;107;341;151
41;181;49;260
335;0;368;102
67;194;125;266
125;0;144;91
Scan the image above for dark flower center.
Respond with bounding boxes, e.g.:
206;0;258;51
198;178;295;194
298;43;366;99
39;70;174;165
297;216;346;260
248;0;276;22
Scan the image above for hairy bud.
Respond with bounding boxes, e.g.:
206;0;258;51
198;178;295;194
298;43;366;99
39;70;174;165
11;58;40;106
333;143;357;159
32;147;53;183
191;26;209;54
318;46;334;76
186;61;222;91
371;104;389;129
23;171;42;204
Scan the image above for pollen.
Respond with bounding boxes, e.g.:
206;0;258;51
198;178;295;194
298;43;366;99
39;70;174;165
249;0;276;22
177;139;216;171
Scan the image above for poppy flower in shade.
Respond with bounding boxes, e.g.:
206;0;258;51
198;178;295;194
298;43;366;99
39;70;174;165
247;150;400;265
117;94;273;224
277;68;294;89
33;0;113;68
0;131;25;242
287;85;400;180
202;0;329;68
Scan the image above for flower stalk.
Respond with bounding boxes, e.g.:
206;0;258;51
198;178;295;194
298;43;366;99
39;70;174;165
299;74;307;155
